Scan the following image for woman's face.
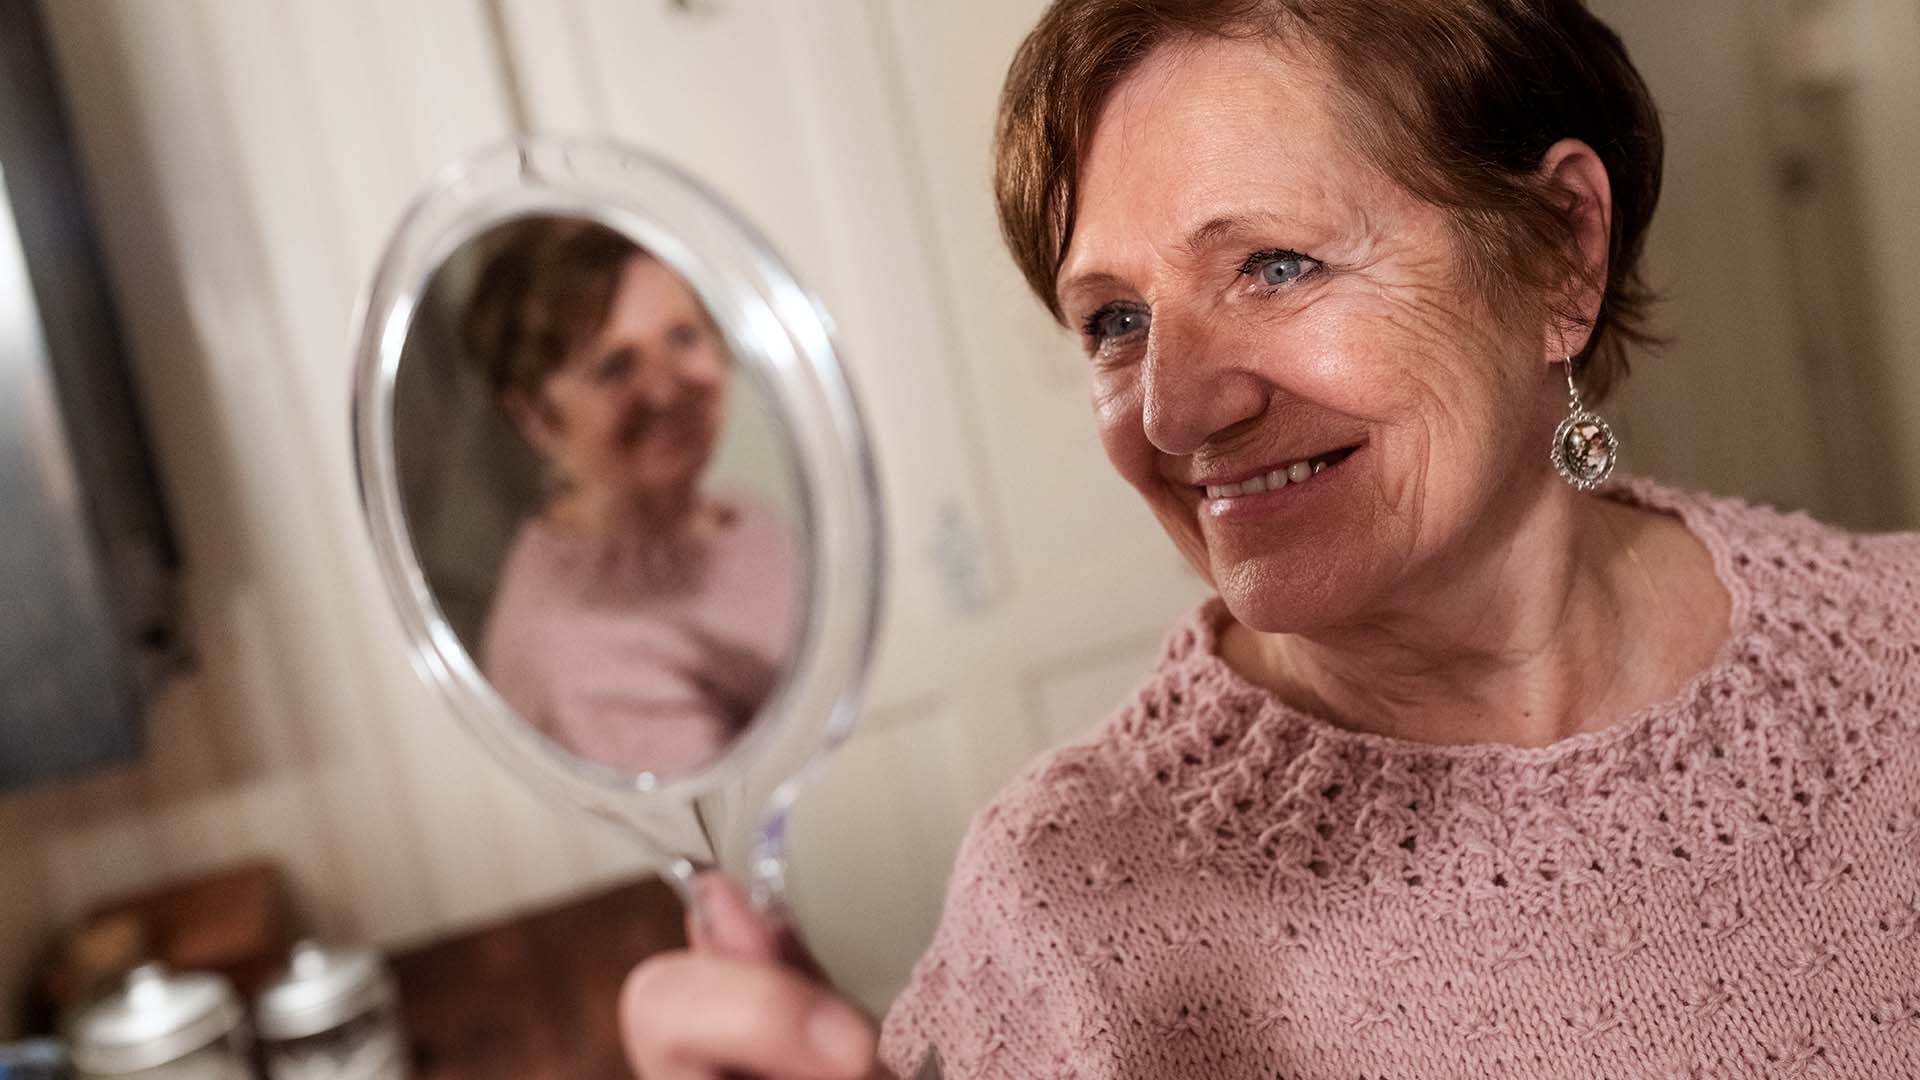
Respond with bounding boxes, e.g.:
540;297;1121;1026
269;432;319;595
520;255;731;508
1056;36;1564;633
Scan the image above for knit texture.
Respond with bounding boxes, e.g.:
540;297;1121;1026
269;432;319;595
480;490;797;776
879;480;1920;1078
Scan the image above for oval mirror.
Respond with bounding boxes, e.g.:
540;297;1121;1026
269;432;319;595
351;137;883;904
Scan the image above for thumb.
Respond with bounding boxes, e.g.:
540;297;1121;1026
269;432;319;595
684;874;896;1078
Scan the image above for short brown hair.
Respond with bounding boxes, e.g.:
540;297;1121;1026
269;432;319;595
461;217;643;402
995;0;1663;401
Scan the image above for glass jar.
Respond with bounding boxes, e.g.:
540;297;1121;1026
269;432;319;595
253;943;407;1080
0;1038;72;1079
67;964;250;1080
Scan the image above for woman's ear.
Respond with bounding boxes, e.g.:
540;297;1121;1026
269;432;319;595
503;388;560;456
1538;137;1614;364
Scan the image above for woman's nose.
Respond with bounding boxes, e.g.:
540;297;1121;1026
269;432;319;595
1138;318;1269;457
636;371;677;410
631;358;691;411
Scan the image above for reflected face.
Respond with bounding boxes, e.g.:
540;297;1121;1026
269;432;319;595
517;255;730;506
1055;37;1560;633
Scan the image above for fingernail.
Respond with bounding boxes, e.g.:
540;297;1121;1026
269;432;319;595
695;873;730;914
807;1002;871;1075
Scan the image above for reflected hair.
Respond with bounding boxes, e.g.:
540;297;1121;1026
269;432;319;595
995;0;1664;401
461;217;646;402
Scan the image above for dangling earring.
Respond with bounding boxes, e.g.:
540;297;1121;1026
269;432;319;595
1550;356;1618;490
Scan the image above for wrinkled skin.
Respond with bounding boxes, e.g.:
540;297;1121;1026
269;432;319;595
1057;36;1564;636
1057;36;1725;747
616;31;1731;1080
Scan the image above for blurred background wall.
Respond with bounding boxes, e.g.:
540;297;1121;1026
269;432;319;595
2;0;1915;1032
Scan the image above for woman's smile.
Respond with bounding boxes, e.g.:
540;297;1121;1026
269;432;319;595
619;405;711;452
1192;442;1365;520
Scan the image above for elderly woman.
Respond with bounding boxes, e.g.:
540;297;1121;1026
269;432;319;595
621;1;1920;1076
467;219;797;778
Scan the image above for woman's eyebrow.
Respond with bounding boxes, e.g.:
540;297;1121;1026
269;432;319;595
1181;214;1245;254
1054;268;1130;309
1179;211;1291;257
1056;211;1305;301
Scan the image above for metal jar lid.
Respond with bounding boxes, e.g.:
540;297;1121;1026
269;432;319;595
68;963;244;1074
254;941;397;1041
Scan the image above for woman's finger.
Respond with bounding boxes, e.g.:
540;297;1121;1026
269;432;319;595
621;950;877;1080
689;873;833;981
692;872;782;962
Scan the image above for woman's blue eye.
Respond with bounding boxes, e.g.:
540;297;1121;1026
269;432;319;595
1262;257;1304;285
1083;304;1150;345
1242;249;1320;288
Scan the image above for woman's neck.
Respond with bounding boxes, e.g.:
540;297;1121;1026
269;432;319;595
545;482;704;543
1218;484;1731;748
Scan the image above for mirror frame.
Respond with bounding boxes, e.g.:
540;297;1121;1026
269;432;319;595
350;137;884;841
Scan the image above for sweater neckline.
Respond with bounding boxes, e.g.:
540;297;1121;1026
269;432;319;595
1173;476;1758;769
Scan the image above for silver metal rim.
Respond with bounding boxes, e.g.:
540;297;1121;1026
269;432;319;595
68;966;244;1074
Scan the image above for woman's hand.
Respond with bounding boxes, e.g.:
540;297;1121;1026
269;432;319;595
620;873;889;1080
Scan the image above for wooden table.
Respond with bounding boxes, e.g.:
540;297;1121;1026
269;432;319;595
388;878;686;1080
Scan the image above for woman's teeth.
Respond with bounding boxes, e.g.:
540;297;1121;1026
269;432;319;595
1204;454;1337;500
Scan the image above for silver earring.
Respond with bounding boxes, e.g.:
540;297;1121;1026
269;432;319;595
1550;356;1617;490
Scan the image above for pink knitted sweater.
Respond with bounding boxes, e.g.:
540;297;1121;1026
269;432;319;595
879;481;1920;1078
480;491;797;776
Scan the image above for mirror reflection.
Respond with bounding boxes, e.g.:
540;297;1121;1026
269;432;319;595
394;216;803;779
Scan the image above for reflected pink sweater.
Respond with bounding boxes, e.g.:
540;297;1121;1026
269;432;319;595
880;482;1920;1078
480;492;797;776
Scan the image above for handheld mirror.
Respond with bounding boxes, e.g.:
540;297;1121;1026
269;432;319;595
350;137;883;910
